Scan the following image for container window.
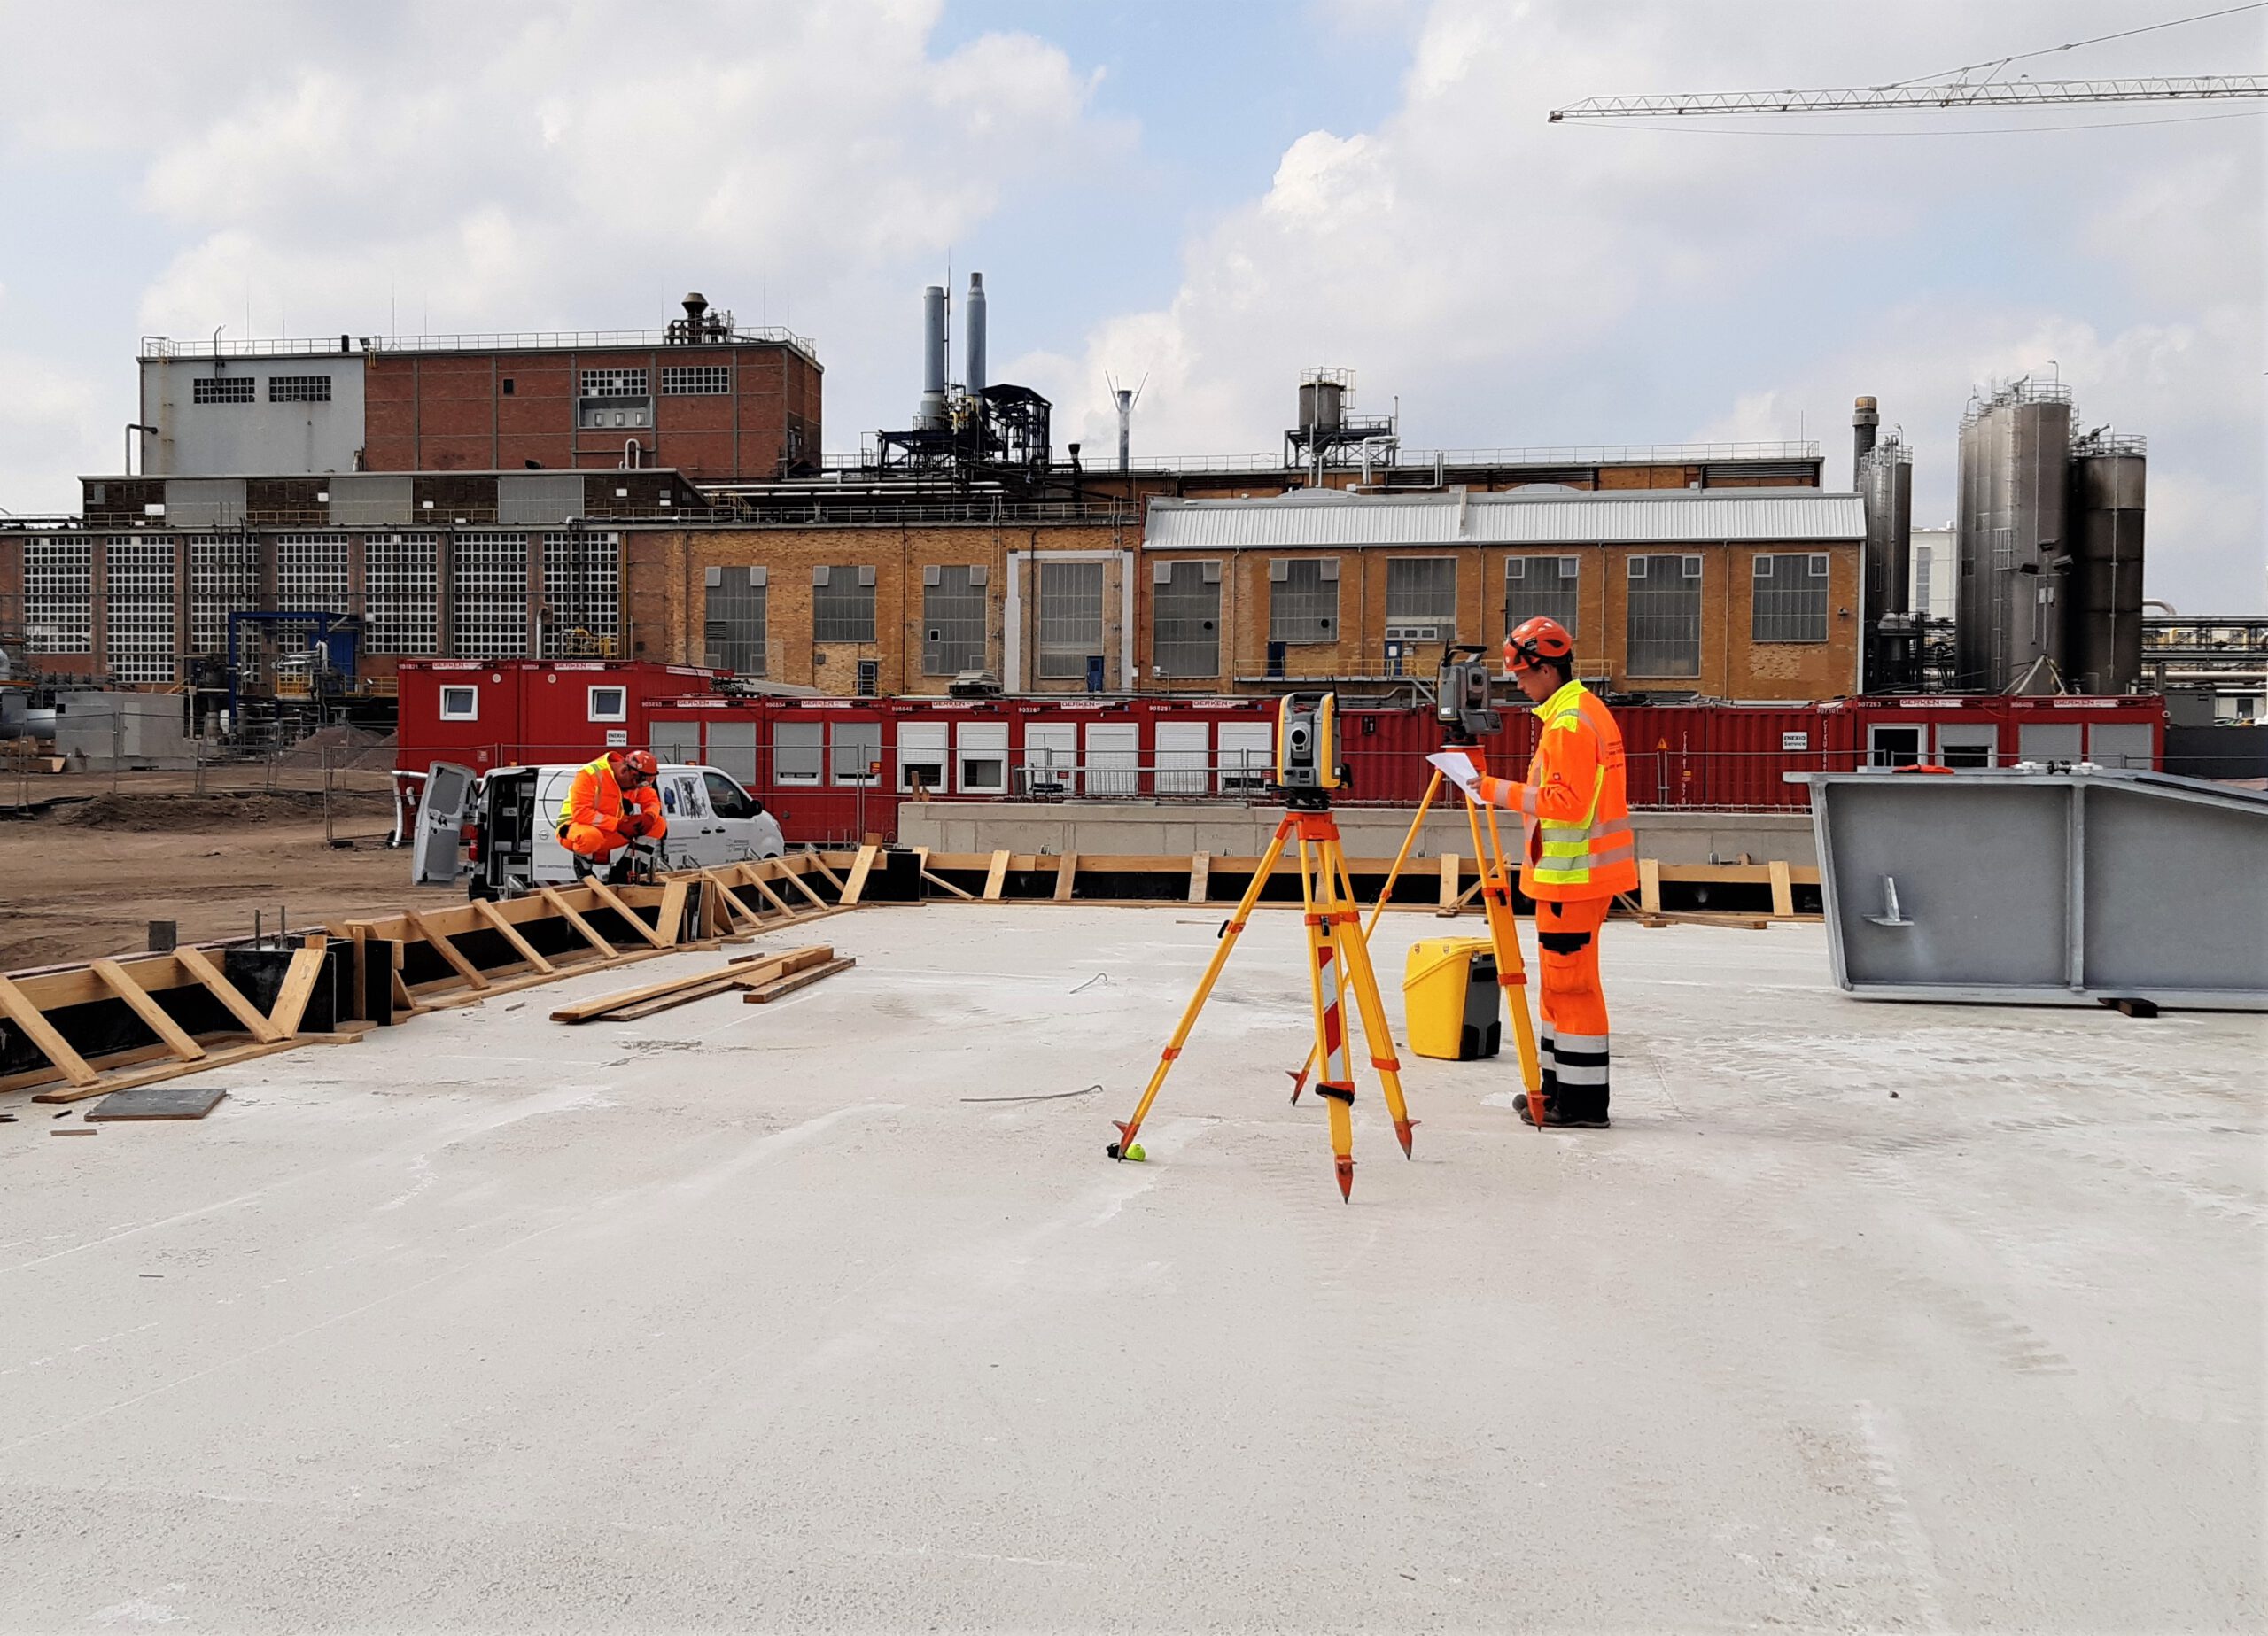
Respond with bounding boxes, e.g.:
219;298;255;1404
439;686;479;721
774;721;822;785
958;723;1010;795
587;685;627;722
831;720;882;785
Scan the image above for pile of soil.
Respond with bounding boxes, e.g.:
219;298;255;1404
276;725;397;771
47;789;386;832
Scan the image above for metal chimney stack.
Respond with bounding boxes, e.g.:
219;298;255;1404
916;284;948;430
965;273;987;397
1115;388;1135;473
1852;394;1879;485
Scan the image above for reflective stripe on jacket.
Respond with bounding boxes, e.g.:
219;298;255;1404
1476;679;1636;902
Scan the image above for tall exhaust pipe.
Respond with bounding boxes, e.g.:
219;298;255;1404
964;272;987;396
1115;388;1134;473
1852;394;1878;485
917;284;948;430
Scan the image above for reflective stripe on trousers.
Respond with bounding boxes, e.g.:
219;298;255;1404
1535;896;1611;1119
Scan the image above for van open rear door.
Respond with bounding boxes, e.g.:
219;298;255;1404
412;762;478;888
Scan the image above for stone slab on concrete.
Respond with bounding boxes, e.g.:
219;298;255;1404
0;907;2257;1631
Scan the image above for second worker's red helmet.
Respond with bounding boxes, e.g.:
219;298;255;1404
623;749;660;780
1503;616;1574;675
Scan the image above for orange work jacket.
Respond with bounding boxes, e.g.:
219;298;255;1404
560;756;666;842
1476;679;1636;902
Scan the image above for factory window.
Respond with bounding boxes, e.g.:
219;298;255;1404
365;533;439;655
501;378;515;396
1626;554;1703;678
1504;555;1580;640
812;564;876;645
703;565;767;677
541;531;620;657
1037;559;1106;680
831;720;882;786
439;686;479;721
1269;557;1339;645
105;537;176;684
1913;547;1934;616
774;720;821;786
188;534;259;656
1386;556;1456;638
191;376;254;405
268;534;351;682
922;564;987;676
451;532;531;659
268;375;332;404
1152;560;1221;679
1751;553;1829;643
22;535;91;654
661;365;732;395
580;368;649;398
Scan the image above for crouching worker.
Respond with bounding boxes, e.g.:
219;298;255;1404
558;748;667;883
1472;617;1635;1128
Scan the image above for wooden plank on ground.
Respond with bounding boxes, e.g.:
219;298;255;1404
473;898;558;974
983;850;1011;901
403;910;493;991
840;843;881;906
580;876;671;950
1638;857;1663;917
89;958;206;1062
174;946;288;1043
1054;853;1078;902
267;942;330;1037
742;956;855;1004
32;1037;305;1105
551;945;832;1023
1188;852;1210;903
1768;858;1795;919
0;972;100;1087
539;886;618;958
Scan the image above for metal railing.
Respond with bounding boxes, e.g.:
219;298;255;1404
143;325;819;361
816;441;1825;477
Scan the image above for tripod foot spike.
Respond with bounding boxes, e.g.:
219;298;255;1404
1335;1155;1355;1201
1285;1067;1309;1104
1394;1119;1417;1157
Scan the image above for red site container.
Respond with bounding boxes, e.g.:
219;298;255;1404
395;659;718;774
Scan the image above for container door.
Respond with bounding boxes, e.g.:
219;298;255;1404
2017;722;2083;764
1217;723;1273;792
2087;722;2154;769
706;718;757;785
1024;721;1078;795
898;722;949;794
1933;724;1997;768
1086;722;1138;796
1155;721;1209;795
650;718;702;765
412;762;478;887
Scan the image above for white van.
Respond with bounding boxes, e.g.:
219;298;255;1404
412;760;785;898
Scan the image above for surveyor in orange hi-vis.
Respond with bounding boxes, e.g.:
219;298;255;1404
1470;616;1636;1128
557;748;667;882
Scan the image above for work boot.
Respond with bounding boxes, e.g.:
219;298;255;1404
604;854;635;886
1515;1092;1610;1130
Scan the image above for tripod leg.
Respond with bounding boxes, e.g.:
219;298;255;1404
1108;818;1293;1161
1466;793;1542;1099
1288;769;1444;1102
1332;843;1416;1158
1300;832;1358;1200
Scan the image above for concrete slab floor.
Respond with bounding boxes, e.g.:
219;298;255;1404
1;906;2260;1633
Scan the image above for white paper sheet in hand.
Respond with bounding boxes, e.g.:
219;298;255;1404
1426;750;1481;798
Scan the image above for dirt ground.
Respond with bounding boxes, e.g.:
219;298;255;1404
0;783;448;972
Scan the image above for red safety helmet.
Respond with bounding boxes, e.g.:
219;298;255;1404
1503;616;1575;675
621;749;660;781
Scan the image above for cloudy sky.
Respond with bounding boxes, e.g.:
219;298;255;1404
0;0;2260;609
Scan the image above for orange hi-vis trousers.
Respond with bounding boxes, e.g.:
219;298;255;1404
1535;896;1611;1122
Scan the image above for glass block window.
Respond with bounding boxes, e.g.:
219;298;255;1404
812;564;876;644
1914;546;1934;615
275;532;348;611
661;365;732;395
188;535;258;655
1627;554;1703;677
268;375;332;403
579;368;649;397
1037;559;1105;679
105;537;176;683
1751;553;1829;643
452;531;531;658
1386;556;1456;635
1504;555;1580;640
192;376;254;404
922;564;987;676
22;535;92;653
1152;559;1221;678
704;566;768;676
1269;557;1339;645
774;719;821;784
540;531;620;656
366;533;439;655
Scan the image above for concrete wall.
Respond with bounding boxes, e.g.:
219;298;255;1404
142;356;366;477
895;801;1816;867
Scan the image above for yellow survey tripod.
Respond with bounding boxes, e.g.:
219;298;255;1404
1107;692;1415;1200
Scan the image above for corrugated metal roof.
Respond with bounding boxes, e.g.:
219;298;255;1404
1143;488;1866;550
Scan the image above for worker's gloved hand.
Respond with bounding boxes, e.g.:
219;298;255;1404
620;813;649;838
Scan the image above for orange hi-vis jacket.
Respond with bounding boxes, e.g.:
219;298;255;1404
560;756;666;848
1476;678;1637;903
